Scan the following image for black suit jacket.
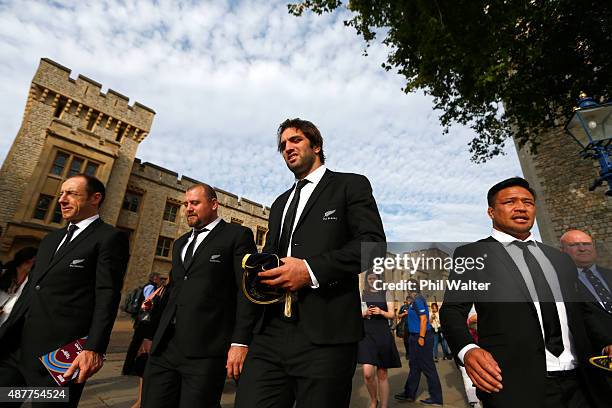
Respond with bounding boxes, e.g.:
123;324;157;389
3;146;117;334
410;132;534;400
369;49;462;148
258;169;386;345
440;237;612;408
0;218;129;359
579;265;612;315
150;220;257;358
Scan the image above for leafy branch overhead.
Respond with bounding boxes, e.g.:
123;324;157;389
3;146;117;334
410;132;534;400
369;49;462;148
289;1;612;162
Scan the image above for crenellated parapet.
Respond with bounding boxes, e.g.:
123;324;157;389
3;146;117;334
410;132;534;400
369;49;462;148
30;58;154;144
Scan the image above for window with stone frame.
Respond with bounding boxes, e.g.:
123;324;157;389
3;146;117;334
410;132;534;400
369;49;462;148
49;150;99;178
33;194;53;220
50;201;63;224
256;227;267;246
163;201;180;223
231;217;243;225
156;236;173;258
122;191;142;212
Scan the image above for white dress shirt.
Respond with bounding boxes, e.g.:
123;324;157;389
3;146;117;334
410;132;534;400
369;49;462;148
180;217;222;262
55;214;100;252
279;164;328;289
457;228;578;372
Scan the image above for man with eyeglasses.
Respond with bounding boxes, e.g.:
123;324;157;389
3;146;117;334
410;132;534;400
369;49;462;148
560;230;612;316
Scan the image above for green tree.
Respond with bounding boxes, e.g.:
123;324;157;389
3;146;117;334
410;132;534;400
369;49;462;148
289;1;612;162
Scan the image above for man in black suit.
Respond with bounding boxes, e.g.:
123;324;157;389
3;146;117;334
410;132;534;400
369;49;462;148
560;229;612;315
560;229;612;392
141;183;257;408
234;118;386;407
0;174;129;407
440;177;612;408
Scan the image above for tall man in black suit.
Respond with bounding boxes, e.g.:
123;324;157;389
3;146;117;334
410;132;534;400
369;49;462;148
141;183;257;408
0;174;130;407
440;177;612;408
235;118;386;407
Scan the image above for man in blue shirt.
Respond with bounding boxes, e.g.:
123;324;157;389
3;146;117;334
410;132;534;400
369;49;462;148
395;284;443;406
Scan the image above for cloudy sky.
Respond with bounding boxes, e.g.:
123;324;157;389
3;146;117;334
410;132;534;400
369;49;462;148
0;0;532;241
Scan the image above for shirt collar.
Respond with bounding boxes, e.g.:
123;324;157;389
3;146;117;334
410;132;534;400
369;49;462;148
296;164;327;186
192;217;221;236
491;228;535;247
70;214;100;231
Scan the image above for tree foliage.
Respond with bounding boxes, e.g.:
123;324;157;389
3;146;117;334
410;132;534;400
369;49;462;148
289;1;612;162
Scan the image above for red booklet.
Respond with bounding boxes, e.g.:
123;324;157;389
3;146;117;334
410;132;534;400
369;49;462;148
38;337;87;386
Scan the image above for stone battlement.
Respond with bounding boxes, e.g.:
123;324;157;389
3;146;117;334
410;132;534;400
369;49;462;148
131;159;269;218
32;58;155;136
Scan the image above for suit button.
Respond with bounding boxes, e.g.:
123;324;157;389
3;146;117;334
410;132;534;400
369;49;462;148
35;285;40;290
184;276;188;280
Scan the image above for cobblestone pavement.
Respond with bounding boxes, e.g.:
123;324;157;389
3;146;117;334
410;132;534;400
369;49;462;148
75;317;471;407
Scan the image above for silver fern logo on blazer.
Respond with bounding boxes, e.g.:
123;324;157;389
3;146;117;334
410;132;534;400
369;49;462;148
209;254;222;263
69;259;85;268
323;209;338;221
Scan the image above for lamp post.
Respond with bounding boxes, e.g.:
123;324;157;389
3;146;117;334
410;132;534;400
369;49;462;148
564;93;612;196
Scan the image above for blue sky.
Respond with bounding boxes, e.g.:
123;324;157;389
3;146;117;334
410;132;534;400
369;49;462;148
0;0;531;241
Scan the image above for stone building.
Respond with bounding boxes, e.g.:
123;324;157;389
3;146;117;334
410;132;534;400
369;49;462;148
361;245;451;310
0;58;269;291
515;128;611;268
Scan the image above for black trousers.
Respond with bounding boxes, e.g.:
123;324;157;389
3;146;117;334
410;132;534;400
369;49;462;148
543;373;588;408
141;325;226;408
235;316;357;408
0;329;84;408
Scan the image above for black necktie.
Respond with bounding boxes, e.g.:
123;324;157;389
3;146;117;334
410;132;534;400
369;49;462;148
278;179;310;257
183;228;208;267
514;241;563;357
55;224;78;257
584;268;612;314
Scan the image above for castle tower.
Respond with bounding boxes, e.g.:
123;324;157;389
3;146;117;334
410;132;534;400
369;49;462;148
0;58;155;260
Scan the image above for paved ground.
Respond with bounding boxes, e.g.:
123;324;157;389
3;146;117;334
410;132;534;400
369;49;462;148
77;317;471;407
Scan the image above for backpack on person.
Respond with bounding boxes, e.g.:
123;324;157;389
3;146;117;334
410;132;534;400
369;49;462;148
123;285;145;316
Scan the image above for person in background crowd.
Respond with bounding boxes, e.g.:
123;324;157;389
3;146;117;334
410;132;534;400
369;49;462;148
0;247;37;327
123;274;171;408
397;296;411;359
395;284;443;406
560;230;612;315
142;272;161;301
359;272;401;408
429;302;452;362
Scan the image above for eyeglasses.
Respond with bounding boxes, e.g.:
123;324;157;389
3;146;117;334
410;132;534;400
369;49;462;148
565;242;593;248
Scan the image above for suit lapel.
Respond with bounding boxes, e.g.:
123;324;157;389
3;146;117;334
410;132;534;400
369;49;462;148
294;169;334;231
31;230;64;282
186;220;226;272
482;236;535;303
173;233;189;276
269;189;293;251
35;218;103;285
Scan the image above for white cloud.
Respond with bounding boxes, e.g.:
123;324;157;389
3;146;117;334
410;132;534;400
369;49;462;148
0;0;530;241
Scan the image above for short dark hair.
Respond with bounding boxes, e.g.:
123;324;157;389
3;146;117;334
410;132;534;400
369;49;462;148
277;118;326;164
487;177;536;207
71;174;106;206
186;183;217;201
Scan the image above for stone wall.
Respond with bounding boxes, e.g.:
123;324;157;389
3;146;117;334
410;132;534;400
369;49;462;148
515;127;612;268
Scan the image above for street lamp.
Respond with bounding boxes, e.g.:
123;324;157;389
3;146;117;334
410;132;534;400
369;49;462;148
564;93;612;196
